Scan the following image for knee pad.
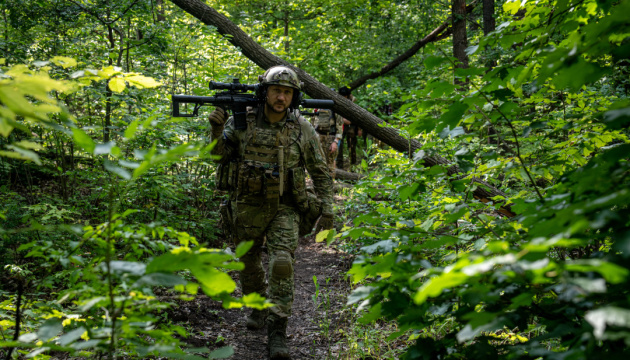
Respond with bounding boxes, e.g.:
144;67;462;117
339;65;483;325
271;251;293;279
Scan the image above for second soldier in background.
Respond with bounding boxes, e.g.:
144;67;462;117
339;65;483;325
309;97;344;179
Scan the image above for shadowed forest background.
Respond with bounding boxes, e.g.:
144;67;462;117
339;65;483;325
1;0;630;359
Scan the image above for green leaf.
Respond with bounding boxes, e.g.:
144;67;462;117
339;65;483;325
125;75;161;89
0;115;15;137
134;273;186;287
414;271;470;304
423;55;449;70
235;241;254;258
0;146;42;165
565;260;629;284
37;318;63;342
437;102;468;132
108;261;146;276
98;66;122;79
347;286;375;305
109;77;126;93
124;120;140;139
58;327;86;346
208;346;234;359
503;0;521;15
241;292;271;309
104;160;131;180
71;128;95;153
603;107;630;129
316;229;332;243
197;269;236;296
361;240;397;254
32;60;50;67
465;45;479;55
398;183;420;201
51;56;77;68
585;306;630;339
94;142;115;155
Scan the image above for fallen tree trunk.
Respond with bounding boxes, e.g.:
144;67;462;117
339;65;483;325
168;0;516;218
335;168;365;182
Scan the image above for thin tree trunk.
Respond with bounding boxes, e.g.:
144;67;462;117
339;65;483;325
126;18;131;72
105;22;115;142
482;0;495;35
156;0;166;22
452;0;469;86
168;0;515;217
482;0;497;69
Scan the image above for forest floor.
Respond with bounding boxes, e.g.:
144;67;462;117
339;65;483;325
166;193;356;360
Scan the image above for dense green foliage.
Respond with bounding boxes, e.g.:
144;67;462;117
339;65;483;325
1;0;629;359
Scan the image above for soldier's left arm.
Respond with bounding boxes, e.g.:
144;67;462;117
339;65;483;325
300;119;333;215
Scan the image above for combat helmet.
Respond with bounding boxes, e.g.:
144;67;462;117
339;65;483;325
258;66;303;108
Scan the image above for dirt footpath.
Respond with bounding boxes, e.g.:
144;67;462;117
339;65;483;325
168;235;353;359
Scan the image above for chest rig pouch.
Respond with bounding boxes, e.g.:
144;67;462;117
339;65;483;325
229;109;307;241
315;109;336;135
238;119;288;199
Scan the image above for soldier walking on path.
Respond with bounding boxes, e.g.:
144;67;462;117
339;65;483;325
336;86;361;168
208;66;334;359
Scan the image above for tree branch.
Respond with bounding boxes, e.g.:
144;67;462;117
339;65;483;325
347;1;479;90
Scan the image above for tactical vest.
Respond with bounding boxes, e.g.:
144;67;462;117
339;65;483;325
216;107;303;202
216;108;323;239
313;109;336;135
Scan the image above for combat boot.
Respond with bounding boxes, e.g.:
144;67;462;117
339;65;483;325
268;317;290;359
246;309;268;330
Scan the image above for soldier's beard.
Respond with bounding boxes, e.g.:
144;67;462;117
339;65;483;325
266;98;289;114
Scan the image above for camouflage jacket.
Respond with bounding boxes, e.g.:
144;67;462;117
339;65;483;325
211;107;333;215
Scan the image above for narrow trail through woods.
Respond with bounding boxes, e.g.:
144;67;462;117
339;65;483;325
167;230;353;359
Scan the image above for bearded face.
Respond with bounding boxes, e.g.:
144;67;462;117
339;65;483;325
265;85;294;114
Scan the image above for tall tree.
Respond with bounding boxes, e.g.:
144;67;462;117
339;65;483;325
452;0;469;86
482;0;497;69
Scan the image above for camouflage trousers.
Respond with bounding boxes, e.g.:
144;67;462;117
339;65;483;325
318;134;339;178
237;204;300;322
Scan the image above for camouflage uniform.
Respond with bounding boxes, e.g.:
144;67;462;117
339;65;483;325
211;107;333;323
310;109;343;177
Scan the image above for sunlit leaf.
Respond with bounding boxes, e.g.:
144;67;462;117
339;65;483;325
109;77;126;93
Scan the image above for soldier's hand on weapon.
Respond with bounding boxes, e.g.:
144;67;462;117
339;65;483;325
316;212;334;232
208;107;227;128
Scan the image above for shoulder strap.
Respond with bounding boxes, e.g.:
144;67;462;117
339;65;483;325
245;106;258;145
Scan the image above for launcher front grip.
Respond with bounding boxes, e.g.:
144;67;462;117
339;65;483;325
301;99;334;109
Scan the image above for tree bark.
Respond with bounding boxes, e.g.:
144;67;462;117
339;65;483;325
168;0;515;217
156;0;166;22
482;0;497;69
452;0;469;87
335;168;365;182
482;0;495;35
